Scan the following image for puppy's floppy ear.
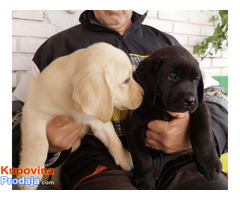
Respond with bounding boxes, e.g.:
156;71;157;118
72;71;113;123
197;75;204;103
134;59;161;105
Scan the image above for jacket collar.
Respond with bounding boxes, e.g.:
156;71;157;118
79;10;148;35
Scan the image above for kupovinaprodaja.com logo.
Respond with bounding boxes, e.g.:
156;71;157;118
0;166;54;187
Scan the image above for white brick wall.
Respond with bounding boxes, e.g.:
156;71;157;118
12;10;228;87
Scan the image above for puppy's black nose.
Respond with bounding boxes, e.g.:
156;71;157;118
183;96;196;106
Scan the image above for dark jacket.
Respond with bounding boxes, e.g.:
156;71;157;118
32;10;180;71
12;11;227;176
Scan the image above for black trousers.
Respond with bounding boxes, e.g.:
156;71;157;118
60;135;228;190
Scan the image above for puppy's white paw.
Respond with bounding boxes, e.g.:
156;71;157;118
17;182;39;190
17;175;42;190
114;149;133;171
17;166;43;190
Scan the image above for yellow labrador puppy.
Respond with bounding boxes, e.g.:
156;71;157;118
18;43;143;190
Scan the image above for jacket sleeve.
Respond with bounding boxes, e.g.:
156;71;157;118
204;85;228;156
12;62;40;102
12;100;24;168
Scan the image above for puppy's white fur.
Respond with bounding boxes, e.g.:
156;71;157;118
18;43;143;190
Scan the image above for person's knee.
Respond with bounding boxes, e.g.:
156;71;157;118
158;162;228;190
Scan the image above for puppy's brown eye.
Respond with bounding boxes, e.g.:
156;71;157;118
167;73;178;81
123;78;130;84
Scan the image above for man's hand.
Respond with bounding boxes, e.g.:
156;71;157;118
46;116;83;153
145;111;192;153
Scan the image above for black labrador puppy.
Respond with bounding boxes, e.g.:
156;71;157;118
125;46;222;189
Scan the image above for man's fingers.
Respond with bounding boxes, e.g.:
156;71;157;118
65;123;83;142
145;137;177;153
147;112;190;133
49;123;82;152
48;115;74;128
145;137;163;151
47;115;83;153
146;129;163;141
147;120;169;133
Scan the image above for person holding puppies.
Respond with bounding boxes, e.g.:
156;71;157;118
12;10;228;189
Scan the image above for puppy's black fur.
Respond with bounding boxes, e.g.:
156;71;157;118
125;46;222;189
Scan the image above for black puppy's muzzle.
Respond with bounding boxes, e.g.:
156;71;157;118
165;94;197;113
181;95;198;113
182;96;196;106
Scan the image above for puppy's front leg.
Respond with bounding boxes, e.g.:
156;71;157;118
92;121;133;171
18;109;49;190
190;102;222;180
126;121;155;190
